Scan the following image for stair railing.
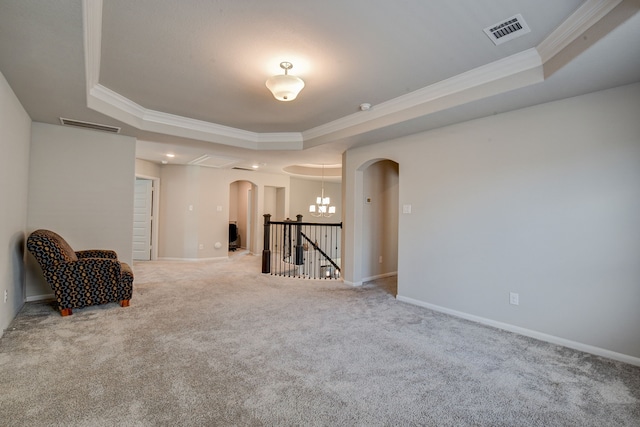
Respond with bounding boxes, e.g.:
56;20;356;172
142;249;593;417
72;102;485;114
262;214;342;279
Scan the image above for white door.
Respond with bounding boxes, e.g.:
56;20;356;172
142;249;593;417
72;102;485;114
246;188;252;251
133;179;153;260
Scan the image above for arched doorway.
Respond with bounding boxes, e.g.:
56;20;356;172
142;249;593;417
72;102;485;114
229;180;257;253
361;159;399;294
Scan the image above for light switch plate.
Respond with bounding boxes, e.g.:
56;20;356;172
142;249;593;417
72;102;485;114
509;292;519;305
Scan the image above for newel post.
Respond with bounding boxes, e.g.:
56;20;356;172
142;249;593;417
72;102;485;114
262;214;271;274
294;214;304;266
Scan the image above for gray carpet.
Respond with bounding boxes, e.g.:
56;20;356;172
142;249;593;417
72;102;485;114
1;252;639;426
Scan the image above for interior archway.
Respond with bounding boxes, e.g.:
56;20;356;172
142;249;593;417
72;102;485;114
229;180;257;254
361;159;399;294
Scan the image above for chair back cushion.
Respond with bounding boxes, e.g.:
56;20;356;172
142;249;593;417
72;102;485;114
27;229;78;267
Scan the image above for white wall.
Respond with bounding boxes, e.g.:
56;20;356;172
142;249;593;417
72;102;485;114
344;83;640;361
290;177;341;223
159;166;290;259
26;123;136;298
0;72;31;335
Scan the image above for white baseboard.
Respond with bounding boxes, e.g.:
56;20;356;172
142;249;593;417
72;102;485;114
344;272;398;287
396;295;640;367
157;256;229;262
26;293;54;302
362;271;398;282
343;280;363;287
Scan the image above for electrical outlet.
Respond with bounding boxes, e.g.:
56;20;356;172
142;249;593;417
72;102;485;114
199;243;204;250
379;256;383;264
509;292;519;306
4;290;7;303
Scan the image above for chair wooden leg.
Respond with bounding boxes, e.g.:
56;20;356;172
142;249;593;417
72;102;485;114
120;299;130;307
60;308;72;317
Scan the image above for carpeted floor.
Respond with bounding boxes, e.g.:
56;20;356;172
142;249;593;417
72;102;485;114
1;252;639;426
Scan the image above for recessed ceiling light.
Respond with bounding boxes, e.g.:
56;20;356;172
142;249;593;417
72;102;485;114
166;153;175;158
161;160;168;164
252;164;259;169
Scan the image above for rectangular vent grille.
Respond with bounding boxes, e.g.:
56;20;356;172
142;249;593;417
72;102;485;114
60;118;121;133
188;154;240;168
484;14;530;45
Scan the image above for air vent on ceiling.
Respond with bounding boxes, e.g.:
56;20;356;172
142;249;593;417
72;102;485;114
188;154;240;168
60;118;121;133
483;14;530;46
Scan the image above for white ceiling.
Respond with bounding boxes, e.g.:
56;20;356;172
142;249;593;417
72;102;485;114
0;0;638;177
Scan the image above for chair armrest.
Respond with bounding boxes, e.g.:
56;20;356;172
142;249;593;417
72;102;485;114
51;258;122;286
54;258;122;276
76;250;118;259
46;258;128;310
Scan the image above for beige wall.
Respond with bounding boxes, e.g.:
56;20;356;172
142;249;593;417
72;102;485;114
159;165;289;259
289;177;341;224
135;158;161;179
232;180;253;250
264;186;277;221
263;186;286;221
26;123;136;298
0;72;31;335
361;160;398;280
344;83;640;362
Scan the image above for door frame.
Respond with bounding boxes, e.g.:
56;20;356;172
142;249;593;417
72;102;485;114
134;174;160;260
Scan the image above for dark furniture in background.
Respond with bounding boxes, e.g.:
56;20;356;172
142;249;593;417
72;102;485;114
229;222;238;251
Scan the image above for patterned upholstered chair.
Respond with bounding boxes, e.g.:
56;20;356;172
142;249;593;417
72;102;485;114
27;229;133;316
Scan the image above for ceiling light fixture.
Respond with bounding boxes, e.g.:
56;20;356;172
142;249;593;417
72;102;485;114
309;165;335;217
265;62;305;101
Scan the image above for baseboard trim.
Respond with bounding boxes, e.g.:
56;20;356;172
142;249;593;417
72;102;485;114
157;256;229;262
396;295;640;367
362;272;398;282
343;280;363;287
26;293;55;302
344;272;398;287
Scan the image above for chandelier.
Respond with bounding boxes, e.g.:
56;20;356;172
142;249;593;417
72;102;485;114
265;62;305;101
309;165;335;217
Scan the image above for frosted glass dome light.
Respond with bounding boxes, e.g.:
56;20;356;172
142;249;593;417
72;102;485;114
266;62;305;101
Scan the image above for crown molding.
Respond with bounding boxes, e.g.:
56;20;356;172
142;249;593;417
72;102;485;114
83;0;303;150
302;48;543;145
537;0;623;64
89;84;303;149
83;0;102;92
83;0;617;152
